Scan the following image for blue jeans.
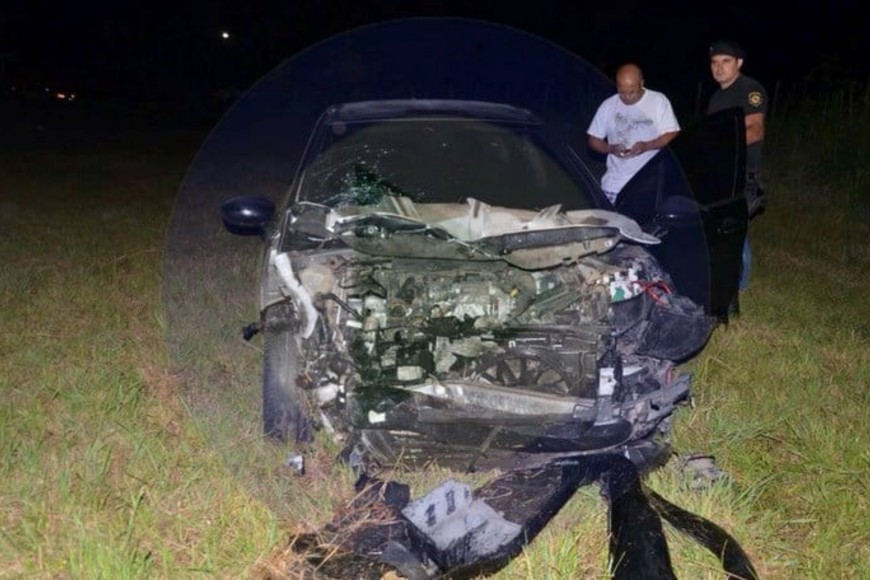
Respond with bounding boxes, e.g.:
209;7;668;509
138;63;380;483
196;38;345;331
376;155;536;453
739;237;751;291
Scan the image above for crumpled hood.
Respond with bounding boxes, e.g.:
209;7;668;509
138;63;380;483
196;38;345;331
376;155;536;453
323;196;659;269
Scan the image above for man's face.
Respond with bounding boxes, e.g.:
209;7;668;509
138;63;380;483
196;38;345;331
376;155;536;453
710;55;742;87
617;79;644;105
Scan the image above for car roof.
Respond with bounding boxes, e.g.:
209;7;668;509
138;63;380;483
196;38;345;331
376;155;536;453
322;99;542;124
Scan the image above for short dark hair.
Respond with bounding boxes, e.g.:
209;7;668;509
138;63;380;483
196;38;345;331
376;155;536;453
709;39;746;59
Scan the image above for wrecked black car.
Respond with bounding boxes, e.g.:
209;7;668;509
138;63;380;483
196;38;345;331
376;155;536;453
222;99;756;578
222;99;721;470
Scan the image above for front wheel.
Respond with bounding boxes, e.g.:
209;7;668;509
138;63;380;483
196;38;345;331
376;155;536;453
262;302;313;443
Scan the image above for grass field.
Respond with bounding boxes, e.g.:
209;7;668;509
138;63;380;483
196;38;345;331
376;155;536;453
1;91;867;579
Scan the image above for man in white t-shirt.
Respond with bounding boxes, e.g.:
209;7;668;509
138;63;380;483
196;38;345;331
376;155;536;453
587;64;681;204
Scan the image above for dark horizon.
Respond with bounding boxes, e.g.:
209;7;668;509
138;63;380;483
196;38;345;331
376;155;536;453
2;1;864;109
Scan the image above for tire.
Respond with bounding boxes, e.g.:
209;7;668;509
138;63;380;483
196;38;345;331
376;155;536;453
262;302;313;443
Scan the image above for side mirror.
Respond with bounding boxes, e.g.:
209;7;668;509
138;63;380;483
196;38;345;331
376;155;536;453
221;196;275;237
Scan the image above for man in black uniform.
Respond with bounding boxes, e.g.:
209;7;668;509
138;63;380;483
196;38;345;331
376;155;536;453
707;39;768;300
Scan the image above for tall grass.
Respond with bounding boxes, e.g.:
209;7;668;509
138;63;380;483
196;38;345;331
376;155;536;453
0;111;278;578
0;87;867;578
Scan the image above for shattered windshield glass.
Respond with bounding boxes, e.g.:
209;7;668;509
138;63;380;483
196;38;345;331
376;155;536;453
298;118;595;210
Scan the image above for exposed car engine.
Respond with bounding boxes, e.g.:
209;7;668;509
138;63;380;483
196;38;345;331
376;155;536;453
267;198;715;470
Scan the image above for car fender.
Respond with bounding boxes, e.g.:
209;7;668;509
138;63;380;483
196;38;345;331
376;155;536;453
269;248;318;338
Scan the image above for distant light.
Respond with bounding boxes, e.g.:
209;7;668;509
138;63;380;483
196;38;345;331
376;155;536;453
221;31;230;40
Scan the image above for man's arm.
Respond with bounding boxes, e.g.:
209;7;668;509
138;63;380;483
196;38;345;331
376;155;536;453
588;134;625;155
626;130;679;156
745;112;765;145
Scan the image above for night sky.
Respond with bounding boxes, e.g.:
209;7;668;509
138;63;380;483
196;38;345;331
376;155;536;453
1;0;864;106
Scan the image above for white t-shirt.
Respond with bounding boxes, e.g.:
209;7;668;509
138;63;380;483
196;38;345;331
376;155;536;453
586;89;680;201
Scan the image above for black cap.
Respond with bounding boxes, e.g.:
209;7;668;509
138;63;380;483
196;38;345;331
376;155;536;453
709;39;746;58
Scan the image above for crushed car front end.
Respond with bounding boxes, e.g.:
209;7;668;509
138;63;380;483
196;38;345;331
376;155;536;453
260;195;714;472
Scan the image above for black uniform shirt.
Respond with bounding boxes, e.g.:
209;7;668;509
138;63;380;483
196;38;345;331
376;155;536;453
707;74;768;173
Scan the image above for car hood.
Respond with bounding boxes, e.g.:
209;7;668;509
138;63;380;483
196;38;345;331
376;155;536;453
322;196;659;269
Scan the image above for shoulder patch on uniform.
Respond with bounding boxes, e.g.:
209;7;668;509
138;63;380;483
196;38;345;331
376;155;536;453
748;91;764;107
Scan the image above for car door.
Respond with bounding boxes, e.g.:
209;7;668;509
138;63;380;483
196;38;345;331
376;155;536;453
614;108;747;320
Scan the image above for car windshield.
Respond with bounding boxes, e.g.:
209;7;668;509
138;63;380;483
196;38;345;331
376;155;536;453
296;118;595;211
